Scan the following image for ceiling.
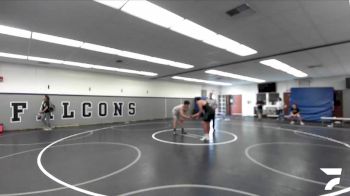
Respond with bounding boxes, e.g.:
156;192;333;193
0;0;349;85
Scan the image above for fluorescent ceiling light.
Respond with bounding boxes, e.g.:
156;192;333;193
205;69;265;83
0;51;157;77
92;65;158;76
116;67;158;76
91;64;117;71
167;61;194;69
0;23;195;70
226;44;257;56
228;45;257;56
0;25;31;38
172;76;232;86
81;43;193;69
146;56;174;65
145;57;193;69
203;34;240;50
94;0;128;9
62;61;93;68
119;50;151;61
203;34;257;56
170;19;216;41
260;59;308;78
121;0;184;28
96;1;258;56
0;52;27;59
138;71;158;76
28;56;63;64
32;32;83;47
81;43;123;55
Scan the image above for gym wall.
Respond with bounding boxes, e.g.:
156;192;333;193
221;75;349;116
0;93;194;131
0;62;216;130
0;62;204;98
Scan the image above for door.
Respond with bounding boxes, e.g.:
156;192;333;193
231;95;242;115
283;92;291;115
226;95;231;115
334;90;343;117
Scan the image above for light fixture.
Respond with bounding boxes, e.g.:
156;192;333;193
0;52;27;59
115;68;158;76
0;50;157;77
260;59;308;78
32;32;84;47
0;24;31;38
226;44;257;56
0;23;195;70
121;0;184;28
145;56;173;65
62;61;94;68
93;0;128;9
170;19;216;41
92;64;158;76
203;34;257;56
28;56;63;64
119;50;151;61
172;76;232;86
96;0;258;56
167;61;194;69
81;43;123;55
91;64;116;71
203;34;240;50
81;43;193;69
205;69;265;83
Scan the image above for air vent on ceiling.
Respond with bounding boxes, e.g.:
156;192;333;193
307;64;323;69
226;3;255;17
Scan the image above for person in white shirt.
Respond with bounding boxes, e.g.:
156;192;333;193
172;100;191;135
207;93;218;132
276;97;284;121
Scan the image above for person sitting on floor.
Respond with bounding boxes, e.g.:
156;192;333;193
289;103;304;125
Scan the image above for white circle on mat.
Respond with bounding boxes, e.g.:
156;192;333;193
152;128;237;146
119;184;258;196
0;142;140;196
245;142;348;189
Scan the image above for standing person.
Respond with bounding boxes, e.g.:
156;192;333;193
256;100;264;120
172;100;191;135
39;95;52;131
207;93;218;133
289;103;304;125
192;97;215;142
276;97;284;121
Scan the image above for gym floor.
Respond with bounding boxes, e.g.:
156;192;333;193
0;118;349;196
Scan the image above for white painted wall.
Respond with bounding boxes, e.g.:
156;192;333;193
221;76;349;116
0;62;205;98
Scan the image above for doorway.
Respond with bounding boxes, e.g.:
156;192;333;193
226;95;242;116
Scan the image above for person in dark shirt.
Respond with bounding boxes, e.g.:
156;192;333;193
289;104;304;125
39;95;52;130
256;100;264;120
192;97;215;142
